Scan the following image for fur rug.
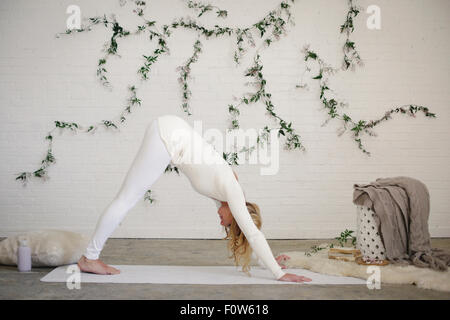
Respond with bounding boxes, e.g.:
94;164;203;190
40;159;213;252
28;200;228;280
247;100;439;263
278;249;450;292
0;230;89;267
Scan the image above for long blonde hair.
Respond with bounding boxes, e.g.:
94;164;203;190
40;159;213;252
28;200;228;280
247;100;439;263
223;202;262;275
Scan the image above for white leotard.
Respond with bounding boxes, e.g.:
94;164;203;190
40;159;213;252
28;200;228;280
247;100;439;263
157;115;285;280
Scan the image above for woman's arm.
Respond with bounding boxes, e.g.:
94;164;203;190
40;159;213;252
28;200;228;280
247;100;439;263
223;176;312;283
223;176;286;280
252;252;265;268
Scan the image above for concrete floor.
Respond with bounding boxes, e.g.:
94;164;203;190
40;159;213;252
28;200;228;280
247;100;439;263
1;238;450;300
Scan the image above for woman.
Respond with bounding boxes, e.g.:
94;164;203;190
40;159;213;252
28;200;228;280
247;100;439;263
78;114;311;283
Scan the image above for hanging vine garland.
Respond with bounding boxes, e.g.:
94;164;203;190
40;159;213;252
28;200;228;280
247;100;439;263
234;0;294;65
170;0;296;108
56;6;169;88
168;0;299;163
56;14;129;88
340;0;364;70
176;38;203;116
15;0;436;206
16;0;299;200
297;45;436;155
184;0;228;18
295;0;435;155
15;85;143;185
17;1;171;192
228;53;305;154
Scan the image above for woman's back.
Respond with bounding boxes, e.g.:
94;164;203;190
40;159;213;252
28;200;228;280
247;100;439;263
157;114;233;201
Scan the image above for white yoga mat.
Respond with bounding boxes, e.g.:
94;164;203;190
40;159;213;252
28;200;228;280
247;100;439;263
41;265;367;285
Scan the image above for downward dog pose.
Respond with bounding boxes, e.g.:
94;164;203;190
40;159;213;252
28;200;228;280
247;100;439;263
78;115;311;283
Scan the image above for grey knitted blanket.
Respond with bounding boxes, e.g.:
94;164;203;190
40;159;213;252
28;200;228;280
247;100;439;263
353;176;450;271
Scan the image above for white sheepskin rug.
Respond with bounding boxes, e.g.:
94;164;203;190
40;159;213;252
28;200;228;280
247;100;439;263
0;230;89;267
278;249;450;292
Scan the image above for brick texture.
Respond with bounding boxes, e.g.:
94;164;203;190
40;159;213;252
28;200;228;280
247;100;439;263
0;0;449;239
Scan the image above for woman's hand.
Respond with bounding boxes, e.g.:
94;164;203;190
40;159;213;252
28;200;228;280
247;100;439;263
275;254;312;283
275;254;290;269
278;273;312;283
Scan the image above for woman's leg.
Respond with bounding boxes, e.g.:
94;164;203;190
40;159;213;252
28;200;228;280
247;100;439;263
79;119;171;273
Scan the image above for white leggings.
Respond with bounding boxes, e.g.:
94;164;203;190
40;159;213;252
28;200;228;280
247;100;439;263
84;119;172;260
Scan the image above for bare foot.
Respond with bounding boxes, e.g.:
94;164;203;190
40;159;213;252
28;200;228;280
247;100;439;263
77;255;120;275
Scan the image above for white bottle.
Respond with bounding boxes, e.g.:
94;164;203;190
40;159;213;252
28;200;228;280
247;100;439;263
17;239;32;272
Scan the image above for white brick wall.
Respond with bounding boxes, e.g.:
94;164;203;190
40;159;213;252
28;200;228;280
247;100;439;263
0;0;449;239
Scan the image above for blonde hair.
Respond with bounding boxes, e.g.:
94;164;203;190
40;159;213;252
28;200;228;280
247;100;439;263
223;201;262;275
